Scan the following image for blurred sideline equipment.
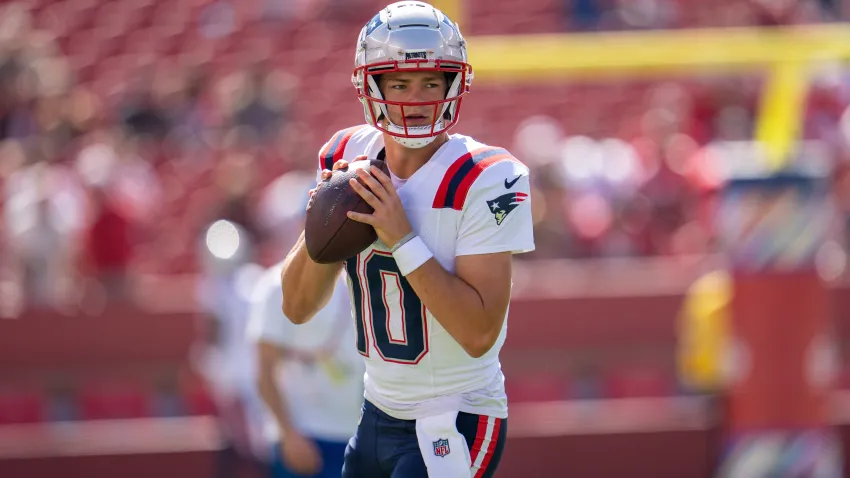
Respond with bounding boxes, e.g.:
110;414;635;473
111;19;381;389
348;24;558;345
677;269;731;394
715;159;842;477
688;154;842;477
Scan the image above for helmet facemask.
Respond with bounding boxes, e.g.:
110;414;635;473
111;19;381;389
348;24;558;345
353;59;471;149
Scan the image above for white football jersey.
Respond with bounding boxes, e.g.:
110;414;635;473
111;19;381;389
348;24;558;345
316;125;535;420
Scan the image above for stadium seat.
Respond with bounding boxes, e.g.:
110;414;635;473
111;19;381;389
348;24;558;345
603;368;676;399
506;374;571;403
79;381;150;420
0;387;46;424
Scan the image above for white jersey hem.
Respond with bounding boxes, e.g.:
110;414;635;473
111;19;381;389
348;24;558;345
365;390;508;421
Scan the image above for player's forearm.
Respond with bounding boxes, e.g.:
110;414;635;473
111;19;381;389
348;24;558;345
405;259;501;358
280;232;342;324
256;367;298;436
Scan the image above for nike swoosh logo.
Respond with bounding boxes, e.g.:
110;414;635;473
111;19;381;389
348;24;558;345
504;175;521;189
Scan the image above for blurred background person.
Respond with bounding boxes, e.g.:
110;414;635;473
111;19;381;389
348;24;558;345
193;218;269;478
248;171;364;478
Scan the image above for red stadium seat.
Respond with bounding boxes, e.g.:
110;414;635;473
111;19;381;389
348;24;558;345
179;374;218;416
506;374;571;403
603;368;676;399
79;382;150;420
0;387;46;424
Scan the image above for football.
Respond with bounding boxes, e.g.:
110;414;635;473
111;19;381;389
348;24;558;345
305;158;389;264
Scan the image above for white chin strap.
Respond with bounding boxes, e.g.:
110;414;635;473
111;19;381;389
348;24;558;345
385;119;443;149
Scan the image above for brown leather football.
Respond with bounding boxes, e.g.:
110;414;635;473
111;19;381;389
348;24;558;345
305;158;389;264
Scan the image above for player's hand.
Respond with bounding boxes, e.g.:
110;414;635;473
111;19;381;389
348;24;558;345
309;157;363;211
280;433;323;475
306;188;317;212
319;155;364;180
347;165;413;248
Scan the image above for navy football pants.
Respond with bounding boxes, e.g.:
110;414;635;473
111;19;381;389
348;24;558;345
342;400;507;478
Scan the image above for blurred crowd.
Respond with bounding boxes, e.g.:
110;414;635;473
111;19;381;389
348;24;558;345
1;0;850;316
564;0;844;31
470;0;847;34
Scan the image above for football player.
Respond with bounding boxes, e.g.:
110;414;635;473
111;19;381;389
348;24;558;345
280;2;535;477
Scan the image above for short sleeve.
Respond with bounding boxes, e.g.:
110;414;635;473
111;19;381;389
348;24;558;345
247;264;295;347
455;160;535;257
316;138;332;182
315;125;373;181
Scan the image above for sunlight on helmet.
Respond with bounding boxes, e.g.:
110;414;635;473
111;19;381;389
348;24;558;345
205;220;241;260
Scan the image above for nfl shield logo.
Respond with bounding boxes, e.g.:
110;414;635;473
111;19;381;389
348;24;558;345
433;438;450;457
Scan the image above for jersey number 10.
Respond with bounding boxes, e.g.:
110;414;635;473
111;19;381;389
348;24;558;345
345;251;428;364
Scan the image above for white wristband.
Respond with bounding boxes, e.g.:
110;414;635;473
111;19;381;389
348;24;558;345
392;236;433;276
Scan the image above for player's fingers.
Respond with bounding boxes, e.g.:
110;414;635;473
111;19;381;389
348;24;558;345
349;178;382;208
332;159;349;171
308;188;317;198
346;210;374;225
370;166;395;195
355;169;389;202
321;169;333;180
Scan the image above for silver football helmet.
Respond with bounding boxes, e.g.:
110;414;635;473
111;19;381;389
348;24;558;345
352;1;473;148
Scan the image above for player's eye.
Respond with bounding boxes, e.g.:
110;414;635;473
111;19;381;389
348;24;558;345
391;84;406;90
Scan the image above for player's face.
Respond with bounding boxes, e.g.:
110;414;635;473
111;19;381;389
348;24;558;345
379;72;447;128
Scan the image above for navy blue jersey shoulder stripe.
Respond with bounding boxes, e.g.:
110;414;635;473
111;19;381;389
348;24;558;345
433;147;514;210
318;126;364;171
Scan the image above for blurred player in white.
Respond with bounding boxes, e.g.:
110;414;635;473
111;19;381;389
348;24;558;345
280;2;535;477
250;171;365;478
249;263;364;478
194;220;270;476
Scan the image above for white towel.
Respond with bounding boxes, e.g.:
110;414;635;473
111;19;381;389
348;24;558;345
415;411;472;477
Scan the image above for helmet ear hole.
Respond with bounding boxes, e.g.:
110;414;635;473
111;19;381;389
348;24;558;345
373;74;385;120
444;73;457;95
440;71;463;121
442;72;458;119
365;74;388;123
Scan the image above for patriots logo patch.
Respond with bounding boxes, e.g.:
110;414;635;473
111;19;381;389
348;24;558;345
486;192;528;225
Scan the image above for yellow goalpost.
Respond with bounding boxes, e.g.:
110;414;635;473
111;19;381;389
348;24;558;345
430;0;850;172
